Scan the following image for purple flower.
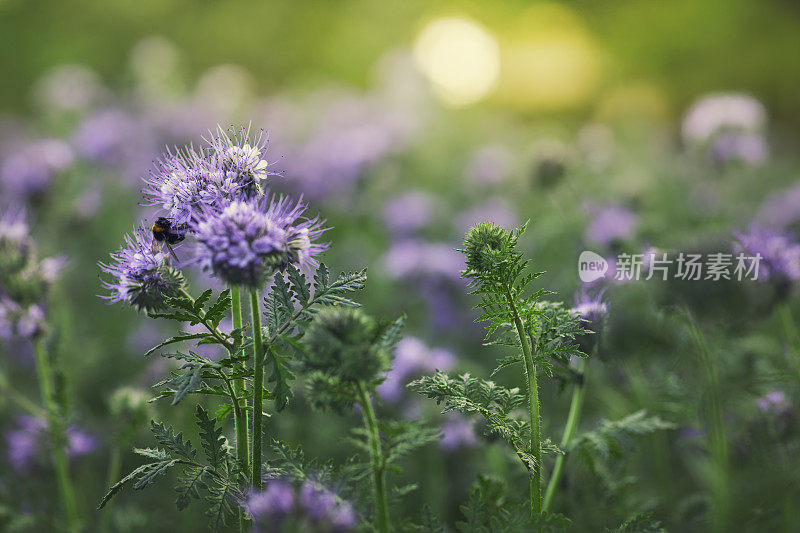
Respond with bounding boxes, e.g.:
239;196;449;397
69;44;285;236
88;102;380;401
72;109;140;164
440;414;477;451
383;240;464;283
0;297;44;340
0;208;32;274
6;416;45;472
734;226;800;292
466;145;513;185
584;204;637;247
757;390;791;415
142;125;276;226
299;481;357;531
572;286;608;331
0;139;74;197
246;480;296;526
206;125;276;196
194;197;327;287
6;416;97;472
710;132;768;166
378;337;455;403
456;199;517;235
99;227;185;311
755;182;800;229
382;192;434;236
66;427;99;458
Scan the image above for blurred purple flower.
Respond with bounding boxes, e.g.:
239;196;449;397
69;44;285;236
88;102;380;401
572;286;608;331
382;192;434;237
757;390;791;415
755;182;800;229
466;145;513;185
0;298;44;341
584;204;637;247
734;226;800;292
6;416;97;472
710;132;768;166
383;240;464;283
378;337;455;403
457;199;517;234
247;480;295;529
440;414;477;451
0;139;74;197
72;109;140;164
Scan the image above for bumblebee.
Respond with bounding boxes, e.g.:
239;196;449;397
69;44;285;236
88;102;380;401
151;217;188;261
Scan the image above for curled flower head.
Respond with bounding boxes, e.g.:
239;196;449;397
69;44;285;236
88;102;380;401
195;197;327;287
302;307;389;384
462;221;520;283
734;226;800;297
99;227;185;312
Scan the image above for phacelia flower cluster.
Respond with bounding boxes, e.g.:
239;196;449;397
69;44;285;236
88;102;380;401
245;479;356;532
0;209;65;340
99;228;185;312
734;226;800;296
143;126;276;225
6;415;98;473
194;197;326;287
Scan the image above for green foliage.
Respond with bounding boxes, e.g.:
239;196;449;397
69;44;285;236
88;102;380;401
570;411;676;475
455;475;571;532
409;372;542;469
99;418;241;532
257;263;368;409
605;513;666;533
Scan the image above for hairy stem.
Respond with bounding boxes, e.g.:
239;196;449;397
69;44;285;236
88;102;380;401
357;381;390;533
685;316;729;533
505;290;542;519
250;289;265;489
100;446;121;533
34;339;80;532
230;288;249;473
777;303;800;380
542;357;586;512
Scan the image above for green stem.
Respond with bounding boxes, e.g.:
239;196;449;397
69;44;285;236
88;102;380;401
505;290;542;519
230;288;249;473
250;289;264;489
542;358;586;512
777;303;800;381
100;446;121;533
685;316;729;533
356;382;390;533
34;339;80;532
0;370;47;418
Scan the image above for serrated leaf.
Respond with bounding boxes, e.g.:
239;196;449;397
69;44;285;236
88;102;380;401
171;364;205;405
287;264;311;305
196;405;226;470
215;404;233;421
144;333;215;357
150;421;196;460
175;466;207;511
194;289;213;313
206;289;232;328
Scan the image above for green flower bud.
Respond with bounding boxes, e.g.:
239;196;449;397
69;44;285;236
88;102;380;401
302;307;389;384
463;221;516;279
109;386;152;426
